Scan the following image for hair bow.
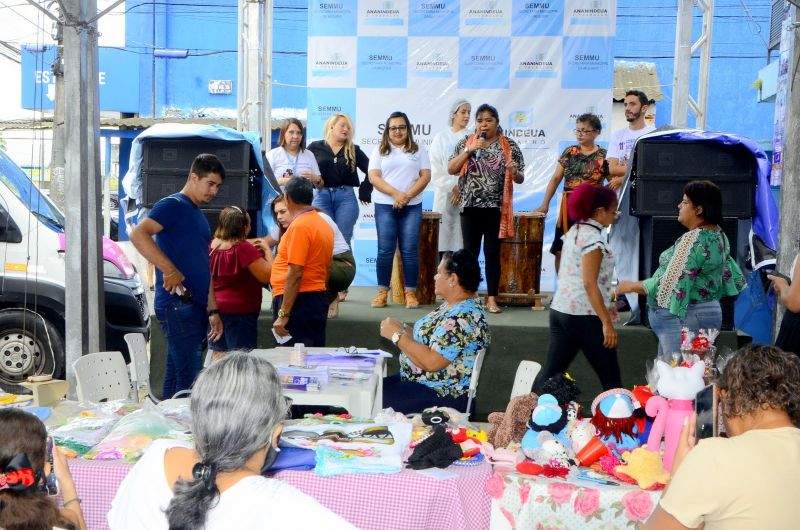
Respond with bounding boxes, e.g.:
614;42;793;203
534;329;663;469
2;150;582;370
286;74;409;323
0;453;38;492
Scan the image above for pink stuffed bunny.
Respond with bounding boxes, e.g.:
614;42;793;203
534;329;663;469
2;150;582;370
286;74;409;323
645;360;705;471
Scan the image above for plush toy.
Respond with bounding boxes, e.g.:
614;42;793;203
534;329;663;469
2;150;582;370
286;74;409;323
646;360;705;471
525;394;568;437
521;431;576;468
487;392;538;448
539;373;580;411
614;447;670;490
590;389;641;457
566;419;597;454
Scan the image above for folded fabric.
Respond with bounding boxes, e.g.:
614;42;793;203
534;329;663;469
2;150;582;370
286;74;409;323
266;447;316;473
315;445;403;476
406;426;464;470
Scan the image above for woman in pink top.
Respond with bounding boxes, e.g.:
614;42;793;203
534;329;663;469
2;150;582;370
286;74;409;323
208;207;272;359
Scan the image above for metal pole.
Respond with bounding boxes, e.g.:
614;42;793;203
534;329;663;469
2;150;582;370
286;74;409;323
671;0;693;127
237;0;264;135
696;0;714;129
62;0;105;395
263;0;272;146
50;32;66;210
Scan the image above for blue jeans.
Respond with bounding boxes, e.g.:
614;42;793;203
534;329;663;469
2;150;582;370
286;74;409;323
155;301;208;398
648;300;722;357
207;312;259;352
313;186;359;248
374;203;422;290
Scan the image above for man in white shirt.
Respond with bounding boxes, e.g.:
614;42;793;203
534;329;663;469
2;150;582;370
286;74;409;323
607;90;655;322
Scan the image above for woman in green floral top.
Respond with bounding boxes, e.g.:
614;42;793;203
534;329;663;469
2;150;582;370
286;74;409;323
379;250;490;413
535;113;609;272
617;181;744;356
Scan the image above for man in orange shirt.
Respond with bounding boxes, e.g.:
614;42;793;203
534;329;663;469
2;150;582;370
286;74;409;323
271;176;334;346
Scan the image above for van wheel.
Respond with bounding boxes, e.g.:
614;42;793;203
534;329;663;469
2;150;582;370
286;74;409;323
0;309;64;387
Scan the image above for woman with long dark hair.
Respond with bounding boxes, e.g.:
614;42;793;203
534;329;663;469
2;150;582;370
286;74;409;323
0;409;86;530
108;353;354;529
447;103;525;313
368;111;431;309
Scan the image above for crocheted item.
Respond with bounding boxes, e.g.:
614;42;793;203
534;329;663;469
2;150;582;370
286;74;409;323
656;228;701;308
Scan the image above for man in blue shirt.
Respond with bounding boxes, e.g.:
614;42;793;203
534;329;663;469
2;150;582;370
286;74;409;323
131;154;225;397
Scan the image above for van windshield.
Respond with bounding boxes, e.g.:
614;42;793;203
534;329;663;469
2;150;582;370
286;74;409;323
0;150;65;232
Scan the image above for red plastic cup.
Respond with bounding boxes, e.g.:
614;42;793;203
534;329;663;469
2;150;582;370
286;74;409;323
575;436;610;466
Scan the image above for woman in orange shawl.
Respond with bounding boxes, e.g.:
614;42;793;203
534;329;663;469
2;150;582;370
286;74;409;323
447;103;525;314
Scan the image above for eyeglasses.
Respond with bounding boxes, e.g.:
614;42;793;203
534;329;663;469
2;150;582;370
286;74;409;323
388;125;407;132
574;128;597;135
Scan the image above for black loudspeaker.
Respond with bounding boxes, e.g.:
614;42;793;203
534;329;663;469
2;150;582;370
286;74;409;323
141;138;260;210
639;217;738;330
630;141;755;218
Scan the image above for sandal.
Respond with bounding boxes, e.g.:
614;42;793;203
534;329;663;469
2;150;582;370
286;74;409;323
405;290;420;309
371;290;388;308
327;298;340;319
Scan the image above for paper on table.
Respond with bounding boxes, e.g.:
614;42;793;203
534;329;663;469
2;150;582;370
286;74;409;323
277;365;329;385
305;354;376;370
272;328;293;344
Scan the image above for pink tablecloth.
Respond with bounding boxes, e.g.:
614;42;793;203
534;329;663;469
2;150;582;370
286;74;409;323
67;458;491;530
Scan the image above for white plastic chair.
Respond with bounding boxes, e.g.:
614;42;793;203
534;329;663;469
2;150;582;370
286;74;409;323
73;351;132;402
124;332;151;403
509;360;542;399
465;349;487;418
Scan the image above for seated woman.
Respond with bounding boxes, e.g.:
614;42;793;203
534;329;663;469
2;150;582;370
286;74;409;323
643;344;800;529
616;180;744;356
108;353;355;529
379;249;490;413
264;195;356;319
0;408;87;530
768;255;800;357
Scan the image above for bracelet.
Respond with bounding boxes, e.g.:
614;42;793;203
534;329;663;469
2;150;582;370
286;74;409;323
63;497;82;507
207;309;220;317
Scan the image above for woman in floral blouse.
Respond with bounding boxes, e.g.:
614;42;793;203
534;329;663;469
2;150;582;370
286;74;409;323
535;113;609;272
379;250;490;413
534;183;622;392
616;180;744;357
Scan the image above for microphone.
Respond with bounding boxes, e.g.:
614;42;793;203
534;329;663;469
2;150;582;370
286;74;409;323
475;132;486;159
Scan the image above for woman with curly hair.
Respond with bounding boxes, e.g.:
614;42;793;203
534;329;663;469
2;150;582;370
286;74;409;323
644;344;800;530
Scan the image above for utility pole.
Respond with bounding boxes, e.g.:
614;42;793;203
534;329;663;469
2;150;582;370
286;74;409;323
671;0;714;128
776;5;800;336
237;0;272;144
61;0;105;394
50;22;65;210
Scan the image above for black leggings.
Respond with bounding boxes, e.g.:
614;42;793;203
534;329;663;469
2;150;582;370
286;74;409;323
534;309;622;392
460;207;501;296
776;309;800;358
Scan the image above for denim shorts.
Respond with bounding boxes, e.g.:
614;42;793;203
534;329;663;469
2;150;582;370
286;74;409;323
208;311;259;352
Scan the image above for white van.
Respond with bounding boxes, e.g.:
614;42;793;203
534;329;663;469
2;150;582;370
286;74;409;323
0;149;150;388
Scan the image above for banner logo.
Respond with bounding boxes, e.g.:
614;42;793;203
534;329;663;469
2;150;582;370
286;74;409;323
506;109;548;147
364;1;404;25
413;51;454;78
515;52;557;78
466;0;506;26
312;52;352;77
569;0;611;26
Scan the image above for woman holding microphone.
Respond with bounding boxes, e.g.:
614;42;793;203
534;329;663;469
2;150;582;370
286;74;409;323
448;103;524;314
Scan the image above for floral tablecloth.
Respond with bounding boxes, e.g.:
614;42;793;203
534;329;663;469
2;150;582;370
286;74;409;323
487;471;660;530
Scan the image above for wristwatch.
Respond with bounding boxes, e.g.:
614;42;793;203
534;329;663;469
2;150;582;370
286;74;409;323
278;308;289;319
391;327;407;346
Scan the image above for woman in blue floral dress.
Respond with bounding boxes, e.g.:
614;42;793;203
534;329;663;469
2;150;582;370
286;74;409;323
616;180;744;356
379;250;490;413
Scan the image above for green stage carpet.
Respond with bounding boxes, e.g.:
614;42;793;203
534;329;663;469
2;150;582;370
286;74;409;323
149;287;748;421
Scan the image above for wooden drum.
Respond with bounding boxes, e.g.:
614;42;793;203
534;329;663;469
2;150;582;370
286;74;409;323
390;211;441;305
497;212;544;306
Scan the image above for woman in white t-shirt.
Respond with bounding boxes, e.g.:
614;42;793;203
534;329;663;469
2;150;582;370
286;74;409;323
108;353;355;530
534;183;622;392
368;111;431;309
266;119;323;189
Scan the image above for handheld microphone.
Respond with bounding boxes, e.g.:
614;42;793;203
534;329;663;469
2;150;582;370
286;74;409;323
475;132;487;159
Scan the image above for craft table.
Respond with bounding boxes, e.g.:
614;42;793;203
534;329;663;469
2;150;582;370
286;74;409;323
67;458;491;530
250;347;386;418
487;471;660;529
